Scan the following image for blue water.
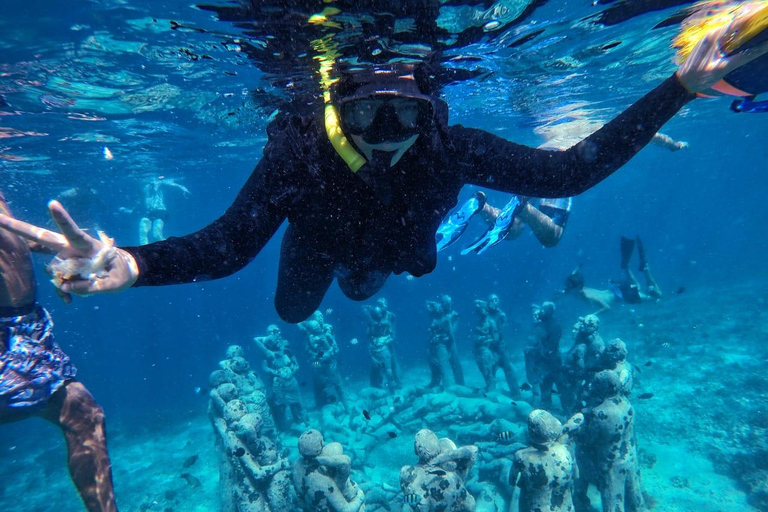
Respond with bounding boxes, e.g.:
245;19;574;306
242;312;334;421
1;1;767;511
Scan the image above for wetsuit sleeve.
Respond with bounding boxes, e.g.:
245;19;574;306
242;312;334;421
450;75;695;197
122;158;287;286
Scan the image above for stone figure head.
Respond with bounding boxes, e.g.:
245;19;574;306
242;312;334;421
299;429;325;459
527;409;563;447
414;429;441;463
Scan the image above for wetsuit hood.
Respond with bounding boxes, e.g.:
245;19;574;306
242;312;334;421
327;63;448;175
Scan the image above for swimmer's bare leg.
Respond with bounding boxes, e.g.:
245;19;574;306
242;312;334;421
642;268;662;299
40;381;118;512
138;217;151;245
151;219;165;242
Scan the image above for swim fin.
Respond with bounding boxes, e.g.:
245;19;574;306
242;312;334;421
436;191;486;251
461;196;524;255
620;236;635;270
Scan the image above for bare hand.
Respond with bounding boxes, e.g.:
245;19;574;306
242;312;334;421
676;10;768;96
0;201;139;296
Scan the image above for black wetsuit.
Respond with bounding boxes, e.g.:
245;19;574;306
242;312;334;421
123;75;693;323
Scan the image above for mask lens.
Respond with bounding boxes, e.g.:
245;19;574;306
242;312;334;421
390;98;422;129
342;99;383;134
341;96;430;135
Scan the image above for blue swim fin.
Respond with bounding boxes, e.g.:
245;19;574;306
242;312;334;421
436;192;486;251
461;196;524;255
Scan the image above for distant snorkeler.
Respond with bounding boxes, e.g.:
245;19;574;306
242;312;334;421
0;191;118;512
0;5;766;323
560;236;662;315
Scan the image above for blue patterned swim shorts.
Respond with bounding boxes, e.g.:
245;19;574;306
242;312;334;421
0;305;77;408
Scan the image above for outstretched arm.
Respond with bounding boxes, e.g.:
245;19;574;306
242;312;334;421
651;132;688;151
162;179;192;196
0;158;287;295
452;75;695;197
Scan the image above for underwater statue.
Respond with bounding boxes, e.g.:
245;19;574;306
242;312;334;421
472;299;501;391
598;338;634;397
524;302;563;408
485;293;520;396
575;370;645;512
254;324;306;429
362;297;401;392
293;429;366;512
253;324;291;360
559;314;604;413
509;409;584;512
298;311;348;411
210;345;276;435
426;295;464;388
209;348;294;512
400;429;478;512
265;350;307;430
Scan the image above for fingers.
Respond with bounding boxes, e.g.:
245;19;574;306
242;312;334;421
48;200;93;250
55;287;73;305
0;212;68;250
60;276;124;295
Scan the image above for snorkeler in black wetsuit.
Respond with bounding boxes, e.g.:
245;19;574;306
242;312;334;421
0;21;765;323
124;67;691;323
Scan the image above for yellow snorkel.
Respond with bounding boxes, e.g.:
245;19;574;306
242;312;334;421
324;104;366;172
310;10;367;173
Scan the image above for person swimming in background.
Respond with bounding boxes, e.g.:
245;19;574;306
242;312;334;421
437;131;686;254
0;191;118;512
0;10;765;323
560;236;662;315
118;177;191;245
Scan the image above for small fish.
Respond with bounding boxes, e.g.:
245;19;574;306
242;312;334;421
497;431;513;442
637;393;654;400
233;447;245;457
387;431;398;439
643;361;653;367
180;473;201;488
362;410;371;421
519;382;532;392
674;287;686;295
182;455;198;468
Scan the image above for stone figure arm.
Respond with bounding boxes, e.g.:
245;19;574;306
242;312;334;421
309;474;364;512
434;445;478;479
253;336;270;358
558;412;585;445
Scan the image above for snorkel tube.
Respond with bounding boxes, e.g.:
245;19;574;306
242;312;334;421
310;11;367;172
